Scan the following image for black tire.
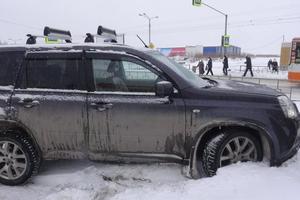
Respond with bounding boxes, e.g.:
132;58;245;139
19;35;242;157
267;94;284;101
202;130;263;177
0;131;40;185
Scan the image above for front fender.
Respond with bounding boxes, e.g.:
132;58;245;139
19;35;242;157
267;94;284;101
187;119;276;179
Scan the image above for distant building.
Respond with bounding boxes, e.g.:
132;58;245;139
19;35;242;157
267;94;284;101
158;47;186;57
280;42;292;69
203;46;241;57
158;45;241;58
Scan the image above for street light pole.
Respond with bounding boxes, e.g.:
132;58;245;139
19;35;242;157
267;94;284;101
225;14;228;36
202;2;228;36
201;2;228;56
148;18;151;45
139;13;159;45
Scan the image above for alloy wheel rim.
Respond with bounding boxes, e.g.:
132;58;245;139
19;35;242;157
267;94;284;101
219;136;258;167
0;141;27;180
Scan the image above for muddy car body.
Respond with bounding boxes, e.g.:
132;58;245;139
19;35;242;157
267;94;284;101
0;43;299;185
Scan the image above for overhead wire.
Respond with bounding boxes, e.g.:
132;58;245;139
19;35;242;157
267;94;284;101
246;36;284;52
0;18;42;31
123;16;300;36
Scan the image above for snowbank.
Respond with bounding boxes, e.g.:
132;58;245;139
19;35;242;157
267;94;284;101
1;156;300;200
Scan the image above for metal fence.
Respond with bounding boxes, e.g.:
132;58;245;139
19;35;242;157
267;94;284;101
210;75;300;101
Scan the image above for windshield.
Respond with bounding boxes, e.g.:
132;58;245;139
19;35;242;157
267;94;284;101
145;51;208;87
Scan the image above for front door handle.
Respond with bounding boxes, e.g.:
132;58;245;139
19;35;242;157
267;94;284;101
18;98;40;108
90;102;113;111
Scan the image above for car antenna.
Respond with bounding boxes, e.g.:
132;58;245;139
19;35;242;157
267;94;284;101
136;35;148;48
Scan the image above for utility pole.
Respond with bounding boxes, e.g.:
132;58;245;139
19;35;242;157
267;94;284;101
139;13;159;46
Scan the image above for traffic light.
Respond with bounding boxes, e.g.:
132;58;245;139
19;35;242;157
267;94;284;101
222;35;230;47
192;0;202;7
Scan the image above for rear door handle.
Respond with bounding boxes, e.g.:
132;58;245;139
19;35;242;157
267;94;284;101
102;103;113;109
90;102;113;111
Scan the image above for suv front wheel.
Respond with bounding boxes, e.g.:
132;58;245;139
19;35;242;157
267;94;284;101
203;130;263;176
0;132;39;185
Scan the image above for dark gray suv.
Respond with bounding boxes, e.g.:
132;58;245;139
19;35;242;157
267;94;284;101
0;44;299;185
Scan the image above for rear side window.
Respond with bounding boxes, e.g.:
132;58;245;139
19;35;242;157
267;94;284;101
0;51;24;86
23;59;80;90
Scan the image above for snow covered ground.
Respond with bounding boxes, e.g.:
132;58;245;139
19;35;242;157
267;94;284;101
185;57;287;80
1;154;300;200
0;102;300;200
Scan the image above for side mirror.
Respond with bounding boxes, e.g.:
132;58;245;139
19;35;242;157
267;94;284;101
155;81;174;97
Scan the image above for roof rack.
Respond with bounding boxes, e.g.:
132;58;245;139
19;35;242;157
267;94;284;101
26;26;72;45
84;25;117;43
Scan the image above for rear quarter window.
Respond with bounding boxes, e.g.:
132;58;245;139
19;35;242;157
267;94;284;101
24;58;81;90
0;51;24;86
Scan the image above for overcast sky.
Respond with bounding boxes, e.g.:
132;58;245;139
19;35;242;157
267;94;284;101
0;0;300;54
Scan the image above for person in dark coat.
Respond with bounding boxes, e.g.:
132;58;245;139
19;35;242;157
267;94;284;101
197;60;205;75
267;59;273;70
223;55;229;76
272;59;279;73
206;57;213;76
243;56;253;77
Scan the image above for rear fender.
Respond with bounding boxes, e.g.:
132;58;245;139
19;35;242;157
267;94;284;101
0;119;42;159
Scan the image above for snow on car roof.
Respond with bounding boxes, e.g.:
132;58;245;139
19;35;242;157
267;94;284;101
0;43;155;56
0;42;123;48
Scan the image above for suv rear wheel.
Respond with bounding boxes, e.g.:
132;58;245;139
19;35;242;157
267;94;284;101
0;132;40;185
203;130;263;176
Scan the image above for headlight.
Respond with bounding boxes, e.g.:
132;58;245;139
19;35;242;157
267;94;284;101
278;96;298;119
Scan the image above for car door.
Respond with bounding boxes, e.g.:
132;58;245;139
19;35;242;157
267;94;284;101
11;52;88;159
86;52;186;161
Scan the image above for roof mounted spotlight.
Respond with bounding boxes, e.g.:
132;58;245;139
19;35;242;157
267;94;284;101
97;26;116;37
84;25;117;43
26;26;72;45
43;26;72;43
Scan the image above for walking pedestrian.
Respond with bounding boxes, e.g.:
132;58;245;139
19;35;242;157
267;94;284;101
206;57;213;76
267;59;272;71
223;55;229;76
193;60;205;76
197;59;205;75
243;56;253;77
272;59;279;73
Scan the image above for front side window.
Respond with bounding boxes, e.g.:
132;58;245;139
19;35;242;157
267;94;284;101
92;57;162;93
145;50;208;87
122;61;158;81
24;59;80;90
